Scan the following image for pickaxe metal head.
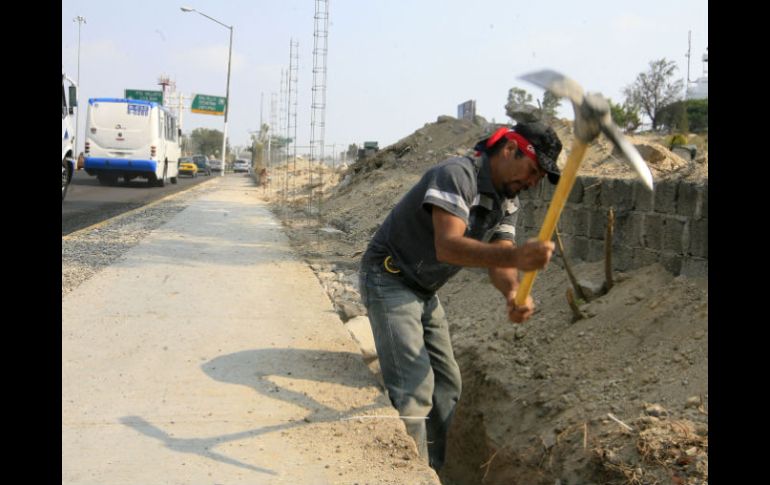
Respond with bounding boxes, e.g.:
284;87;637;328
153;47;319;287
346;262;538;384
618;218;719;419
520;69;654;191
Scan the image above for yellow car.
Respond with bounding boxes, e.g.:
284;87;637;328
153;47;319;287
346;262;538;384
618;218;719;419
178;157;199;178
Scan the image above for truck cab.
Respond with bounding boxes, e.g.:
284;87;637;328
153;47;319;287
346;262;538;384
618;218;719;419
62;73;78;201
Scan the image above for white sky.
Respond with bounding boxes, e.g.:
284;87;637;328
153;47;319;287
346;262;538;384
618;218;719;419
62;0;708;157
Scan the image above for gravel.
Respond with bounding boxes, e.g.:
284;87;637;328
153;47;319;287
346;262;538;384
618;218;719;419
62;184;212;297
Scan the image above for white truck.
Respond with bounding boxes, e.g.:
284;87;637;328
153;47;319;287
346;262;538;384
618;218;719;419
84;98;180;186
62;73;78;201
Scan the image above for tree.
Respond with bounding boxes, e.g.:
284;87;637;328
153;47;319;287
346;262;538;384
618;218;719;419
505;87;538;122
346;143;359;161
685;99;708;133
539;91;561;120
623;58;685;131
188;128;230;159
608;98;641;134
506;87;562;122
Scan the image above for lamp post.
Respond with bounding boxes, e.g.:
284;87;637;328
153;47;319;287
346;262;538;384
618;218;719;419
73;15;86;157
181;6;232;177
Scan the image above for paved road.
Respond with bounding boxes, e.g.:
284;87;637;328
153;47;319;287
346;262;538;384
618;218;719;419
62;169;218;236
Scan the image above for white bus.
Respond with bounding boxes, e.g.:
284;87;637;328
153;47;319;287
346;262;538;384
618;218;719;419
62;73;78;201
84;98;180;186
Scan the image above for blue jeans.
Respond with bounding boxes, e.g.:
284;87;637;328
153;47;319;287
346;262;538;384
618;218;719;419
359;260;462;471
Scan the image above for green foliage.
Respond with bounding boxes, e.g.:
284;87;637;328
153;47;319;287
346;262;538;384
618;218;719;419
608;98;641;133
346;143;359;160
540;91;561;120
685;99;708;133
505;87;537;122
658;99;708;134
623;58;685;130
188;128;229;159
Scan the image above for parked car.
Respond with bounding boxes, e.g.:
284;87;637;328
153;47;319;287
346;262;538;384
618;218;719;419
179;158;199;177
233;159;251;173
209;159;223;172
193;155;212;176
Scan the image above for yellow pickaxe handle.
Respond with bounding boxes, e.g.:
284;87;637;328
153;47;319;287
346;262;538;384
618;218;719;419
514;139;589;307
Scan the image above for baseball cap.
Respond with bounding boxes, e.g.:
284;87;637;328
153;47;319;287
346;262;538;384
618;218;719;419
474;121;563;184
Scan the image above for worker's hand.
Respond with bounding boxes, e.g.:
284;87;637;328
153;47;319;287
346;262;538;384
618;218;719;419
513;239;555;271
507;292;535;323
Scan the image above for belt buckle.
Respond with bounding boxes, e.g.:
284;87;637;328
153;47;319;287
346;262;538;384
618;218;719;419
383;255;401;274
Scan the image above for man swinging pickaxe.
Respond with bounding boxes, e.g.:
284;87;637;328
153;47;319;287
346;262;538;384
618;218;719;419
513;69;655;308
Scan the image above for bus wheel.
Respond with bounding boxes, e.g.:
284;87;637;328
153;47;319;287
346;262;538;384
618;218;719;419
170;176;178;184
157;163;169;187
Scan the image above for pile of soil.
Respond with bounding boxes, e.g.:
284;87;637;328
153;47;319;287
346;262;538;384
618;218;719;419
260;115;708;484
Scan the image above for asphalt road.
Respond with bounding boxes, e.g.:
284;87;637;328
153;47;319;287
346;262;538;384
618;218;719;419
62;169;218;236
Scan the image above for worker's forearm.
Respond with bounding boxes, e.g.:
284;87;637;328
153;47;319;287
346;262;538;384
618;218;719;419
435;235;520;268
488;266;519;295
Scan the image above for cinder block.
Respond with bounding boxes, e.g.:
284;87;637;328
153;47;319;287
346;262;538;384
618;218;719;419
676;182;700;218
681;257;708;277
613;244;633;272
558;206;574;234
689;218;708;258
568;177;584;203
589;208;609;239
610;178;635;212
573;236;590;260
599;179;614;208
581;176;602;206
615;212;644;248
642;213;663;250
572;208;590;237
662;217;687;253
700;183;708;220
653;179;678;214
588;238;605;262
632;248;660;269
633;181;655;211
660;252;683;275
522;205;538;228
541;180;556;201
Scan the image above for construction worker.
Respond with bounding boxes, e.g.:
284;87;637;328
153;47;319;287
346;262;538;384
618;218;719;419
358;121;563;470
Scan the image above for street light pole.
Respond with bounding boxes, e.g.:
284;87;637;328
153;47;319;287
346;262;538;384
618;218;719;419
180;6;232;177
73;15;86;157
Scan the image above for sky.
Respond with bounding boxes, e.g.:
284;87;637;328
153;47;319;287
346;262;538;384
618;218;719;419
62;0;708;159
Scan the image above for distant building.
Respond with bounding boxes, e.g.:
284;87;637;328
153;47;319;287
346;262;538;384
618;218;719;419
358;141;379;159
457;100;476;121
687;49;708;100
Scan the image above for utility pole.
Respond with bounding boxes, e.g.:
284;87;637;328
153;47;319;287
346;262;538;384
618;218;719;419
685;30;692;100
73;15;86;155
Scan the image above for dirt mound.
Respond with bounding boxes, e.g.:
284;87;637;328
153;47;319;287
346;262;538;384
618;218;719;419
439;261;707;485
260;115;708;484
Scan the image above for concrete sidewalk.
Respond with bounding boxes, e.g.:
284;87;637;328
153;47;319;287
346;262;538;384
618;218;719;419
62;176;440;485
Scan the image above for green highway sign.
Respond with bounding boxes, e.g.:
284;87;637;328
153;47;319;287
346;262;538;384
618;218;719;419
191;94;226;115
124;89;164;104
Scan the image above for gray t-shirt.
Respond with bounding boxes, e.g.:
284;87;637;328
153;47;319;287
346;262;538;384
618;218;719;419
362;154;520;298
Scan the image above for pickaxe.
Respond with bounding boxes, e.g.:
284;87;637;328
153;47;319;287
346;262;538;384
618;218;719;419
513;69;655;308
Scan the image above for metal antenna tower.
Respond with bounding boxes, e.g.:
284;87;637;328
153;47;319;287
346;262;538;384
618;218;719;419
269;92;277;171
279;68;288;206
309;0;330;217
287;39;299;205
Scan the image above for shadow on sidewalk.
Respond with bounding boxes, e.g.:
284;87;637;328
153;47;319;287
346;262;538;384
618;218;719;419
120;348;390;474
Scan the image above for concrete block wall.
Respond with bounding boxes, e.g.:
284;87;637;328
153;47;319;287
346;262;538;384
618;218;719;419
515;176;708;277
